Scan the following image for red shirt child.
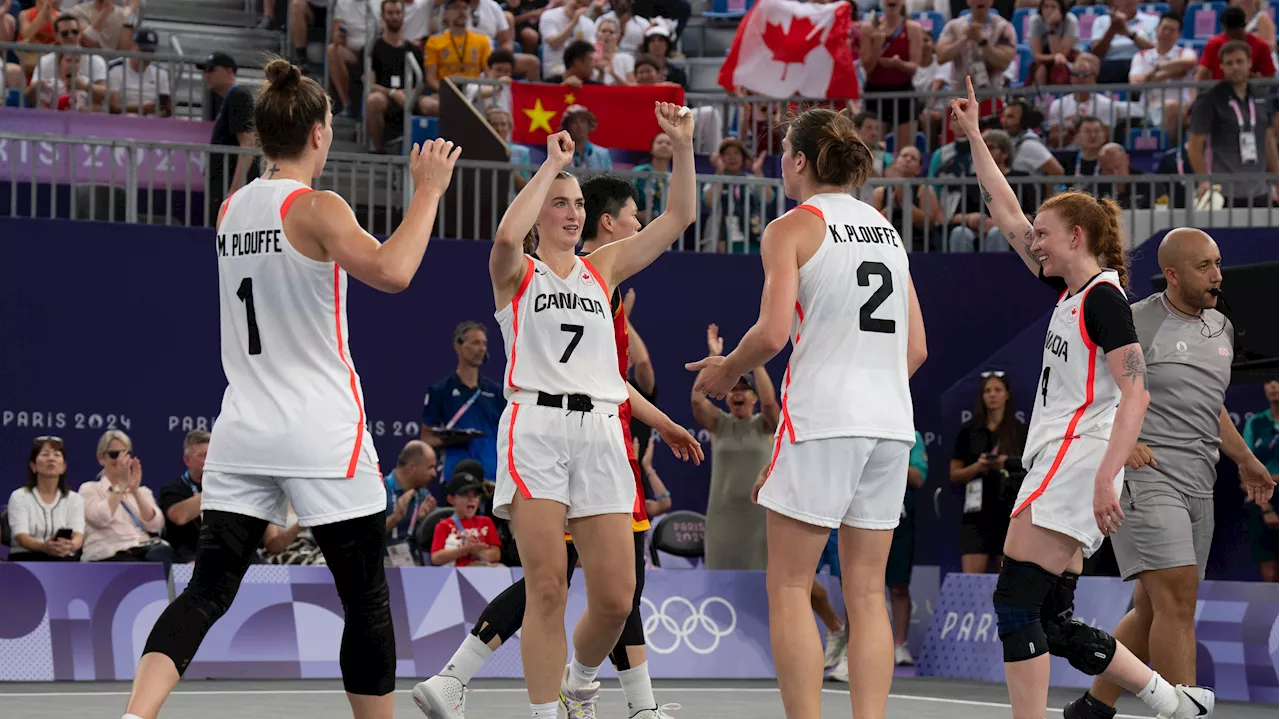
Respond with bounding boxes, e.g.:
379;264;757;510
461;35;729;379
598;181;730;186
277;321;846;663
430;474;501;567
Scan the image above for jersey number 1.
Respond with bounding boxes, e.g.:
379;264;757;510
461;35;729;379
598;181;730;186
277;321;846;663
236;278;262;355
857;262;896;334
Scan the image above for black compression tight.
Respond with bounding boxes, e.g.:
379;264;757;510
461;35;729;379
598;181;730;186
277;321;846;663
470;531;647;670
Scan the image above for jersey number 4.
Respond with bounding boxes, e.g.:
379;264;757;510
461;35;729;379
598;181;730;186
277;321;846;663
857;262;896;334
236;277;262;355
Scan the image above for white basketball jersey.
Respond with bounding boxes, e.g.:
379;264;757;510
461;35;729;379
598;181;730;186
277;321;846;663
205;179;379;479
779;193;914;444
1023;270;1124;465
496;256;627;404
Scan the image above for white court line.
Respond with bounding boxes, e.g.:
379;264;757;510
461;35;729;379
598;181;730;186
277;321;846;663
0;685;1148;716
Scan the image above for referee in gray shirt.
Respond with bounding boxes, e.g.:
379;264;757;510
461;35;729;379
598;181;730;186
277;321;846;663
1066;229;1277;719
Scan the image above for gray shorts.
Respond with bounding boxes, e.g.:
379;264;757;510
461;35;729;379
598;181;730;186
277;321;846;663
1111;480;1214;581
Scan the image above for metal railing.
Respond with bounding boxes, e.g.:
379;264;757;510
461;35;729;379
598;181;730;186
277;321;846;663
0;41;206;120
2;133;1274;250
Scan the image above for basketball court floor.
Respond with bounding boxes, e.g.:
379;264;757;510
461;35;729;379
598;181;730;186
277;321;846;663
1;676;1273;718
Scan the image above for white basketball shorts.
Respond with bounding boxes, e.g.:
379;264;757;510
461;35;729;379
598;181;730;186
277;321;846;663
1012;434;1124;558
493;399;634;521
757;435;911;530
201;469;386;528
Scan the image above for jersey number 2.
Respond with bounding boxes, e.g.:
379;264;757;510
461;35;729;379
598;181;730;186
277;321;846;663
559;324;584;363
857;262;896;334
236;278;262;355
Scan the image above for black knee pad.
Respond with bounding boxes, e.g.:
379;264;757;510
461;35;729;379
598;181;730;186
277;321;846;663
607;532;650;671
472;578;528;645
313;514;397;696
992;559;1057;663
1042;576;1116;676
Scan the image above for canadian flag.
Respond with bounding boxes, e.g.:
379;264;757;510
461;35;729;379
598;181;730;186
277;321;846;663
718;0;859;100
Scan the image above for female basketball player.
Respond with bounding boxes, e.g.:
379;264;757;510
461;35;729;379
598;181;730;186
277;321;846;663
687;107;927;719
122;58;460;719
414;174;701;719
488;103;697;719
951;76;1214;719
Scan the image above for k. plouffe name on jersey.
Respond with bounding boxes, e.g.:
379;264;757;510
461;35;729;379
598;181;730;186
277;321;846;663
217;229;284;258
534;291;608;320
828;223;901;247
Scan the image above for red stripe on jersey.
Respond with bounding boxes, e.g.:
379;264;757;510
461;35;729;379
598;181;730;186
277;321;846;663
279;187;314;221
1012;343;1099;515
795;204;824;220
332;264;366;478
216;190;238;231
629;457;648;525
611;287;630;381
505;258;536;391
776;300;803;442
506;405;532;498
765;422;789;478
581;257;610;304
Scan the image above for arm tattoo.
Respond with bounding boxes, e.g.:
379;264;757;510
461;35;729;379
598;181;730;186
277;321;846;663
1122;346;1148;390
1020;227;1041;267
980;183;993;205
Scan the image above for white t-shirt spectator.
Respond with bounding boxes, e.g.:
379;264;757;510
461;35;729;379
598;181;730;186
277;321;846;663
33;51;109;87
913;59;952;109
1010;129;1056;174
1089;12;1159;62
107;58;171;113
939;14;1019;89
68;0;128;50
403;0;434;43
467;0;511;48
596;11;650;55
333;0;376;52
596;51;634;84
1046;92;1125;131
465;80;512;113
6;487;85;556
539;7;596;76
1129;45;1196;124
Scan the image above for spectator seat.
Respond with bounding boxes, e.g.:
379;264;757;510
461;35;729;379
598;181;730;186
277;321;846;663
1010;43;1033;87
1011;7;1037;44
410;116;440;152
1176;37;1207;52
648;510;706;568
1127;126;1169;152
1182;1;1226;39
4;88;23;108
884;130;928;156
1270;0;1278;24
703;0;751;19
415;506;459;563
912;11;946;41
1069;5;1109;41
1139;2;1171;14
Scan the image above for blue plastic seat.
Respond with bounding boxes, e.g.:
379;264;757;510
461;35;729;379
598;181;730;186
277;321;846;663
1069;5;1109;41
1182;1;1225;39
912;11;946;41
1011;7;1038;44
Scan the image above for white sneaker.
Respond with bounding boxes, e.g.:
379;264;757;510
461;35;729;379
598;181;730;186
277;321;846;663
827;653;849;683
556;664;601;719
1157;685;1214;719
822;626;848;669
631;704;681;718
893;644;915;666
412;674;467;719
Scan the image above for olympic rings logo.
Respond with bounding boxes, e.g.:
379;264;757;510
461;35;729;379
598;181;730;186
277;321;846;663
640;596;737;655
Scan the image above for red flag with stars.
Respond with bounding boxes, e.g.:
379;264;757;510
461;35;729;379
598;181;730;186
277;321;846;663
717;0;858;99
510;82;686;153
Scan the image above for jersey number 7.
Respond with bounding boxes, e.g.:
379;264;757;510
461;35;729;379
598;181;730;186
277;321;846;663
559;323;584;363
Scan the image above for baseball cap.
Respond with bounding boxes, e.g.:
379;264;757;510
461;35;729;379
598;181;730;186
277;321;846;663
133;27;159;51
198;51;237;72
445;473;483;496
452;459;485;483
734;374;757;393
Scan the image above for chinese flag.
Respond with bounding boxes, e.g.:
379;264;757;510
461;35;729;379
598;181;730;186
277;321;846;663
510;82;686;153
718;0;858;100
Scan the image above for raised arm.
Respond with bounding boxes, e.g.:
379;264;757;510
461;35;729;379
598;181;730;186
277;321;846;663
285;140;460;293
949;76;1038;275
691;324;726;431
491;131;576;305
687;210;806;399
587;102;697;287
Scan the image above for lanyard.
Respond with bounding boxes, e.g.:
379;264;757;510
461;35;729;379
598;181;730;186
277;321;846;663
445;386;484;430
119;497;147;533
1228;95;1256;132
1075;153;1100;176
880;17;906;53
447;31;470;68
181;470;198;495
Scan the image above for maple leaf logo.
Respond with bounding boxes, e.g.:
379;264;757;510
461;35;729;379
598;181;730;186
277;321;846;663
761;16;824;81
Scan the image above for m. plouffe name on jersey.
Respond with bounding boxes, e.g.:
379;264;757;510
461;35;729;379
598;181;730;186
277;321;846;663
217;229;284;257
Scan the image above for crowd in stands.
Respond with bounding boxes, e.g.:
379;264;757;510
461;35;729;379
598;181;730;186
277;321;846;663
0;0;1277;250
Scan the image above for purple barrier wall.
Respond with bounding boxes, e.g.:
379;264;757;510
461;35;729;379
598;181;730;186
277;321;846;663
0;563;937;681
918;572;1280;703
0;108;213;191
0;218;1276;578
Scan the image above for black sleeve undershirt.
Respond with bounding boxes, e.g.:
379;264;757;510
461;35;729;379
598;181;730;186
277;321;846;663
1082;283;1138;353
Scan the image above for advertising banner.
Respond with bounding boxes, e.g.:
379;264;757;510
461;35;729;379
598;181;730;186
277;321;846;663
918;573;1279;703
0;109;212;191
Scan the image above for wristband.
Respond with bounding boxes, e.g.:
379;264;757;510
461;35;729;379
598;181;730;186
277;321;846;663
654;491;671;501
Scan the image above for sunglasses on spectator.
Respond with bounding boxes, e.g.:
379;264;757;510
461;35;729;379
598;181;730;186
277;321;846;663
980;370;1007;378
106;448;132;459
60;29;80;37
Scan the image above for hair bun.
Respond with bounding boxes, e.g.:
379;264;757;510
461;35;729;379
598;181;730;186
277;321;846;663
263;57;301;88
